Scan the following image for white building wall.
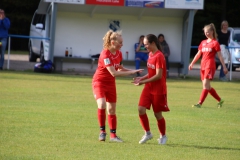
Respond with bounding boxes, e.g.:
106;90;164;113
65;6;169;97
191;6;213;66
54;11;182;62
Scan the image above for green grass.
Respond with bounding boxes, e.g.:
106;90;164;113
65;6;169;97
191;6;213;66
0;71;240;160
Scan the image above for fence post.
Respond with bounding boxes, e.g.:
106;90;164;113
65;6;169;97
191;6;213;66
7;36;11;70
229;51;232;81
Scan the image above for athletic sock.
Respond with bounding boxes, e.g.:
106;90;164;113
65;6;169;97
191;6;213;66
157;117;166;136
146;131;151;135
199;89;209;105
139;114;150;132
208;88;221;101
98;108;106;132
108;114;117;138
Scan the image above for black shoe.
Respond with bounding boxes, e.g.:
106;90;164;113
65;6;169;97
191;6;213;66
0;67;3;70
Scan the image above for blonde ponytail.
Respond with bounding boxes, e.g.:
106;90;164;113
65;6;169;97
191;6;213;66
203;23;218;39
103;30;122;49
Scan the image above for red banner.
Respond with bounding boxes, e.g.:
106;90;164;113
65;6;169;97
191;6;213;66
86;0;124;6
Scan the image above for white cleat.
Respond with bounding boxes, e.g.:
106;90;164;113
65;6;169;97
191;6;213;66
110;136;123;142
158;135;168;145
139;134;153;144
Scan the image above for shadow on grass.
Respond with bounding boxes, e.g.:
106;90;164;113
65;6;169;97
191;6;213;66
167;143;240;151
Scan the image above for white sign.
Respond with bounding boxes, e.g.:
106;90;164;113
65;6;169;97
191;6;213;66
165;0;204;9
44;0;85;4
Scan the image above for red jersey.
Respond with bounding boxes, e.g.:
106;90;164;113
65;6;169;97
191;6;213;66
146;50;167;95
198;39;220;70
93;49;123;84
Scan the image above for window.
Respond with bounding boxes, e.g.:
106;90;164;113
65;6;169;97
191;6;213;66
32;13;46;30
233;33;240;42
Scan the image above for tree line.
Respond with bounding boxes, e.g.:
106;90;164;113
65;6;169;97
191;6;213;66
1;0;240;57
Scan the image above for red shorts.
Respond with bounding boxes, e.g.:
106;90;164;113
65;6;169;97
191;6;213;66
200;68;215;80
139;86;170;113
92;81;116;102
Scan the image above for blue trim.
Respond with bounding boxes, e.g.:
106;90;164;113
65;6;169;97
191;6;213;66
8;34;50;40
191;46;198;48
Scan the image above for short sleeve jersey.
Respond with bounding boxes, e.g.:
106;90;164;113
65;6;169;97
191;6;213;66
135;43;147;54
198;39;221;70
93;49;122;84
146;50;167;95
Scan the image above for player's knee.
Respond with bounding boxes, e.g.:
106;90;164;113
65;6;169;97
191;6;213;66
138;106;146;115
97;99;106;109
108;108;116;115
154;112;163;120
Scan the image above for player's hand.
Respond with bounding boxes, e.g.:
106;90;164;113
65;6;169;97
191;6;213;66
188;63;193;70
132;81;142;86
132;77;142;86
132;77;141;82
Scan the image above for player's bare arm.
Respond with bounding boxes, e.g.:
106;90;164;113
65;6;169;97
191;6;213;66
134;68;162;85
189;50;202;70
132;74;148;84
107;66;143;77
118;65;139;72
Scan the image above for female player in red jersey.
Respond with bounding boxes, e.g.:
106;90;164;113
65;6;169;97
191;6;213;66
92;30;143;142
132;34;170;145
189;23;228;108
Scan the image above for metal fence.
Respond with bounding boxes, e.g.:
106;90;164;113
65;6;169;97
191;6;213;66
6;34;50;69
5;35;239;81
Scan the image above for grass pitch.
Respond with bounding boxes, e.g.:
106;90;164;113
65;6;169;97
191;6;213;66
0;71;239;160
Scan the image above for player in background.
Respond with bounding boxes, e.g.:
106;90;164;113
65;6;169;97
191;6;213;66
132;34;170;145
92;30;143;142
189;23;228;108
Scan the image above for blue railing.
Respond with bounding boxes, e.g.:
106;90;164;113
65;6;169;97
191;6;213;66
191;46;198;49
8;34;50;40
5;35;239;81
6;34;50;69
190;45;240;81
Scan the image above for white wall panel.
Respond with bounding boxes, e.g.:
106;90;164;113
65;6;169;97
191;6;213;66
54;12;182;61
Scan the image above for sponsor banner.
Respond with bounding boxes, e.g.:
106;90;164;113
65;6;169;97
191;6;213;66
44;0;85;4
126;0;164;8
165;0;204;9
86;0;124;6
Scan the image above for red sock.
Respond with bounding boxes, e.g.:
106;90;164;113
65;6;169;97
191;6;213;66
199;89;209;105
97;109;106;132
208;88;221;101
108;114;117;138
139;114;150;132
157;117;166;136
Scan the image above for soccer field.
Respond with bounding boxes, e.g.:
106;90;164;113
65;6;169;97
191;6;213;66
0;71;239;160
